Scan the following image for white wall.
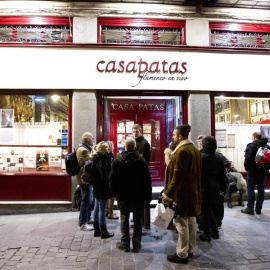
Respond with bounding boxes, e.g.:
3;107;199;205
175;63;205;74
73;17;98;43
186;20;210;46
72;91;97;193
188;92;211;144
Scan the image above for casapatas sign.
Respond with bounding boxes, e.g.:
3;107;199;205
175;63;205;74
96;58;188;87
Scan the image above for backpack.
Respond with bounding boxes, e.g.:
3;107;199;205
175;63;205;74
81;159;95;185
72;186;81;211
65;149;81;176
255;146;270;169
65;145;88;176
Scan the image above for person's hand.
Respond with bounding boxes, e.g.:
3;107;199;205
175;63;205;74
220;191;225;197
160;195;171;205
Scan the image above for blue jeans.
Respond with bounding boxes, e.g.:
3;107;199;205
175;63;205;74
93;198;107;226
79;184;92;226
247;172;265;211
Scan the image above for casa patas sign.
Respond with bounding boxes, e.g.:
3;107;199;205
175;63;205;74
96;58;188;87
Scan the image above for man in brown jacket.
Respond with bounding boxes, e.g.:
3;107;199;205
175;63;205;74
161;124;201;265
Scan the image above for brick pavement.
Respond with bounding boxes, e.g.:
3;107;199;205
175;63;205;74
0;200;270;270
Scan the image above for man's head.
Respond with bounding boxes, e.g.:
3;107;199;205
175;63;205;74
252;132;261;141
196;134;205;150
202;136;217;154
125;137;136;151
82;132;94;147
173;124;191;144
132;124;142;139
96;141;109;153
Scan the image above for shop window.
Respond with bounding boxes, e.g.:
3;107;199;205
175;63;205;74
0;17;72;43
210;23;270;49
98;18;185;45
214;96;270;172
0;94;69;173
116;120;134;153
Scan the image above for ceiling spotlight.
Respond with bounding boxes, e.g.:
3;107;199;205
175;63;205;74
51;95;60;101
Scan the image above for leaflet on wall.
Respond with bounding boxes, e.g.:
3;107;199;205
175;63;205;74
0;109;14;144
36;149;49;171
215;130;227;148
49;148;61;167
23;148;36;168
227;134;236;148
0;147;23;172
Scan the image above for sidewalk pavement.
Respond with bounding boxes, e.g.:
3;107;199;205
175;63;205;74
0;201;270;270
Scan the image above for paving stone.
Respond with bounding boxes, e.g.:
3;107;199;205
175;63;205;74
0;202;270;269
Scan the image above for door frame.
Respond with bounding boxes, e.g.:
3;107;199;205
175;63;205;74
96;90;188;143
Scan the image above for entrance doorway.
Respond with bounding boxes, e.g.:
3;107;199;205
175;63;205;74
96;91;187;186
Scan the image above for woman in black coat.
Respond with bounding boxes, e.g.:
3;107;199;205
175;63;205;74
92;141;114;239
199;136;226;242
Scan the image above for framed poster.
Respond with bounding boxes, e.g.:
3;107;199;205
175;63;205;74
251;104;257;117
263;100;269;114
227;134;236;148
261;126;270;142
215;130;227;148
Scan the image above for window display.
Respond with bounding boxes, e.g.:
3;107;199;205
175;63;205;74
215;96;270;171
0;94;69;174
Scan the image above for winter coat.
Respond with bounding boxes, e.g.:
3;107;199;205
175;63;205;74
164;139;202;217
109;151;152;204
244;138;269;176
76;143;92;185
92;152;113;200
135;135;150;165
200;148;227;205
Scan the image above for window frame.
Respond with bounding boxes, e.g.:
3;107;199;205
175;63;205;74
209;22;270;48
0;16;73;43
97;18;186;45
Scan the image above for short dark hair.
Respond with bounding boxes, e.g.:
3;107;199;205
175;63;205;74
253;132;261;140
202;136;217;153
174;124;191;139
132;124;142;132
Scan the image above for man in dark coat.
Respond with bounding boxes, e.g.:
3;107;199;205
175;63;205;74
110;137;152;253
132;123;150;165
199;136;226;242
242;132;270;215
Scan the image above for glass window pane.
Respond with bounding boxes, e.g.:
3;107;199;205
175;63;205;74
0;94;69;145
214;97;270;172
0;25;71;43
211;31;270;48
102;26;183;45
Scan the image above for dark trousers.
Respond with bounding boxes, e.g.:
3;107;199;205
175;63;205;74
117;200;144;244
247;172;265;210
201;203;218;238
79;184;91;226
214;195;224;227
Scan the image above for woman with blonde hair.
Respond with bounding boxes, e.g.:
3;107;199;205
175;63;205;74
92;141;114;239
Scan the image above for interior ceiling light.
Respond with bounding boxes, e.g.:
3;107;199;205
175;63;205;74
34;96;46;103
51;95;60;101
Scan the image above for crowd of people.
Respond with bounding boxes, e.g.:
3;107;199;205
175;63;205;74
75;123;269;263
76;124;152;253
161;127;269;265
